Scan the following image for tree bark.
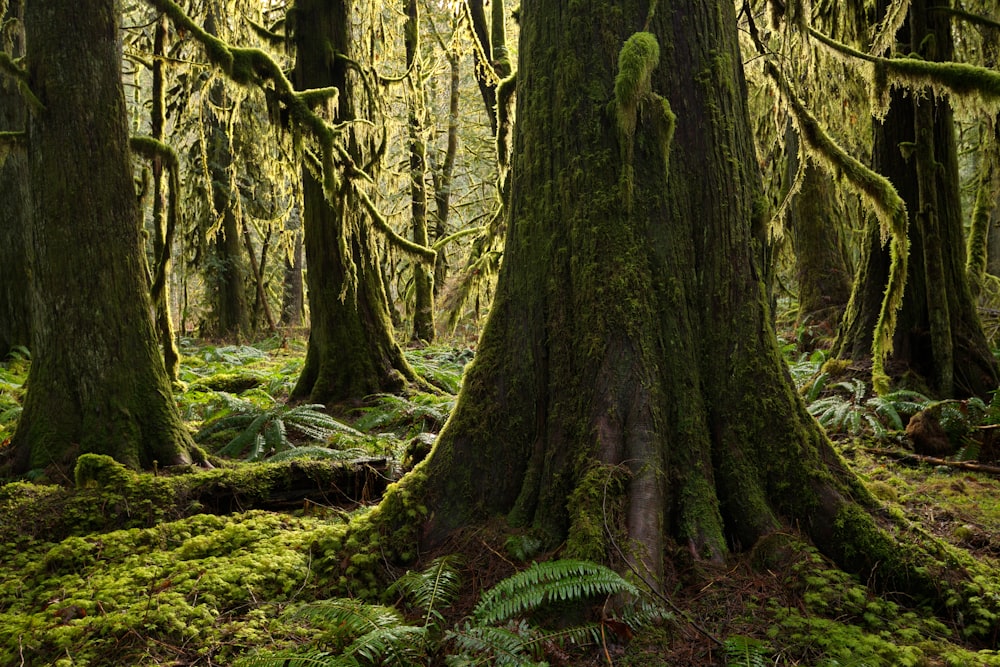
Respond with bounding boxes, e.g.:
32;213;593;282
0;0;31;359
420;0;888;587
13;0;195;472
290;0;420;404
834;0;998;397
786;128;851;340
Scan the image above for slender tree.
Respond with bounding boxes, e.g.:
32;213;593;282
406;0;436;342
0;0;31;359
203;6;253;340
416;0;908;590
11;0;195;471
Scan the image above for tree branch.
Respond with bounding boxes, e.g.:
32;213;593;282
808;26;1000;100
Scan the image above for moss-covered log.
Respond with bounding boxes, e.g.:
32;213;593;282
0;456;389;544
412;0;910;592
11;0;195;472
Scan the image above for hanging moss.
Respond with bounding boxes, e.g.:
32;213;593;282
615;32;660;142
613;32;675;208
966;137;995;296
766;60;909;394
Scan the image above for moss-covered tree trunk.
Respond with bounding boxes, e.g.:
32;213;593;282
150;13;180;381
12;0;195;472
0;0;31;359
290;0;419;404
420;0;888;584
405;0;435;343
786;129;851;338
834;0;998;397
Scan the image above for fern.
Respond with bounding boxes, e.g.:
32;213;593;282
389;555;463;627
354;393;455;436
472;559;641;625
807;379;929;437
195;398;362;461
447;621;544;666
234;650;346;667
723;634;769;667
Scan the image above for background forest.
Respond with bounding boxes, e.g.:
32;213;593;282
3;0;1000;664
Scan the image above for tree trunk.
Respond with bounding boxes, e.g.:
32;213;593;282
203;7;251;341
13;0;195;472
420;0;890;587
290;0;420;404
150;13;180;381
0;0;31;359
406;0;435;342
834;0;998;397
430;47;461;295
786;128;851;340
281;209;305;327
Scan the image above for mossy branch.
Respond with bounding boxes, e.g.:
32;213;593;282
0;130;25;148
0;49;26;82
431;225;487;252
0;51;43;111
355;186;437;264
766;60;908;393
130;136;181;304
930;6;1000;31
809;26;1000;101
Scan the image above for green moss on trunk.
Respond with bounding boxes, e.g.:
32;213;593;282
290;0;419;404
13;0;193;472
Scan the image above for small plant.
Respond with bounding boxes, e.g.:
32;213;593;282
353;393;455;437
195;393;362;461
447;559;669;666
807;379;928;437
723;634;769;667
234;558;667;666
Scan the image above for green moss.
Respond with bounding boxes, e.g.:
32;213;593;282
564;462;627;562
614;32;660;141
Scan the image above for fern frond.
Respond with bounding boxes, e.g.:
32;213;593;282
346;624;427;665
723;634;769;667
216;412;272;456
447;621;538;666
263;417;287;451
266;446;370;462
472;559;639;625
233;648;346;667
285;598;406;638
390;555;463;626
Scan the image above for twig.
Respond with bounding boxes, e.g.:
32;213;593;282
864;447;1000;475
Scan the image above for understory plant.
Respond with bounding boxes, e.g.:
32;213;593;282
807;378;928;437
195;392;362;461
234;558;668;666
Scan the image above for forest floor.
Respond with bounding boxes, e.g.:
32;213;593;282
1;335;999;666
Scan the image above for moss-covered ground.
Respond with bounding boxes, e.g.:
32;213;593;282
1;336;999;665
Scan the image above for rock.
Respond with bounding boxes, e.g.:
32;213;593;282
906;410;954;456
